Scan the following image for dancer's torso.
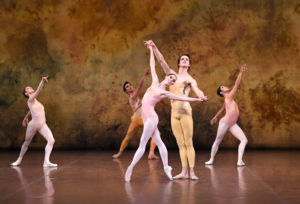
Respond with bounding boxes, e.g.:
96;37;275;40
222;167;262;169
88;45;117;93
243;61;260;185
141;88;162;122
130;97;142;118
220;99;239;127
28;99;46;125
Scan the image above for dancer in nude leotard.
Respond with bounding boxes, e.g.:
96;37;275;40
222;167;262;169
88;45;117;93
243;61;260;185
206;64;248;166
113;69;159;160
144;40;207;180
11;76;57;167
125;45;203;182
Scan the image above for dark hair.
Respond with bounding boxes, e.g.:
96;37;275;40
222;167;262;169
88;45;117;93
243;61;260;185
177;54;191;70
123;81;130;92
167;73;177;80
217;86;223;97
23;88;29;98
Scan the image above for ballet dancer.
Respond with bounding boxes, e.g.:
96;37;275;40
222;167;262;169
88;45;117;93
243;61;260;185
205;64;248;166
113;68;159;160
11;76;57;167
144;40;207;180
125;45;203;182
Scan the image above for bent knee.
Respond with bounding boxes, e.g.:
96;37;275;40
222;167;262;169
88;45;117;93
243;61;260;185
48;138;55;145
242;138;248;145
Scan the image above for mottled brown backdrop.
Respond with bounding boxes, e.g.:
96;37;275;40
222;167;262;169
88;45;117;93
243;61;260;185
0;0;299;149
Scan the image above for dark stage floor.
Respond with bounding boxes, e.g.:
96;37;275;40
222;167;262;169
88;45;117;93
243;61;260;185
0;150;299;204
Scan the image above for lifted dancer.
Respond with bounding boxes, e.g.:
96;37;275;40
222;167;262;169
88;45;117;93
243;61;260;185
11;76;57;167
206;64;248;166
144;40;207;180
113;69;159;160
125;45;203;182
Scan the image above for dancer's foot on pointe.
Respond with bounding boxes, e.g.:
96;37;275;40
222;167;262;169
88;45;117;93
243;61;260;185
205;159;214;165
113;152;122;159
43;161;58;168
164;165;173;180
173;168;189;180
11;158;22;166
237;160;245;167
189;168;199;180
125;166;133;182
148;152;159;160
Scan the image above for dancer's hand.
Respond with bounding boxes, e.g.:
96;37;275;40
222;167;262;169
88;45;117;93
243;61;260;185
240;64;247;73
22;118;28;127
144;40;155;47
144;68;150;76
42;76;48;83
199;96;208;102
210;117;217;125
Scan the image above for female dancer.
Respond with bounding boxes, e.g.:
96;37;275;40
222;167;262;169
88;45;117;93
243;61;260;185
144;40;207;180
206;64;248;166
11;76;57;167
113;69;159;160
125;45;203;182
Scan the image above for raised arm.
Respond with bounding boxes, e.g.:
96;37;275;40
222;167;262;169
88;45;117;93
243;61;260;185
22;111;31;127
210;105;225;125
161;91;201;102
28;76;48;102
190;78;208;101
144;40;176;75
148;46;159;86
228;64;247;98
131;69;150;101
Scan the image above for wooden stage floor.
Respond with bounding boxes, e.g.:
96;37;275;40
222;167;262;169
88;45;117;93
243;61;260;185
0;150;299;204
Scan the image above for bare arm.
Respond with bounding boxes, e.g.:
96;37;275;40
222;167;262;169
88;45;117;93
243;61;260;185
161;91;201;102
210;105;225;125
148;46;159;86
228;64;247;98
28;76;48;102
22;111;31;127
190;78;208;101
144;40;176;75
131;69;150;101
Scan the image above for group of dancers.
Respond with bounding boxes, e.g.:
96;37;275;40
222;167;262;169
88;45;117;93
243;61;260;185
11;40;248;183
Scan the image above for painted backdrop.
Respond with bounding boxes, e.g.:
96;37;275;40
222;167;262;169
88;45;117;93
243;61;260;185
0;0;299;149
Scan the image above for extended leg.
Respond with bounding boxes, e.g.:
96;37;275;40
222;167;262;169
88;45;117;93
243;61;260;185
229;124;248;166
125;117;157;182
11;123;37;166
205;122;228;165
39;124;57;167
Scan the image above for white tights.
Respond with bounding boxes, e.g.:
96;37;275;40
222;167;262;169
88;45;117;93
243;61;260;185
125;117;169;181
210;122;248;162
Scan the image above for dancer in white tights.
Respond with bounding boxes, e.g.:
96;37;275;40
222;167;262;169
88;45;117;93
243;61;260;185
11;76;57;167
206;64;248;166
125;45;204;182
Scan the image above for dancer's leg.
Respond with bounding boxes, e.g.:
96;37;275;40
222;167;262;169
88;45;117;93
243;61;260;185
229;124;248;166
148;138;159;160
39;124;57;167
113;118;142;158
11;123;37;166
125;117;157;182
151;129;173;180
205;122;228;165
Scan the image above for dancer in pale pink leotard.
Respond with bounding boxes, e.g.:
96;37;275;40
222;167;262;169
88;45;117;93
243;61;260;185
125;45;204;182
206;64;248;166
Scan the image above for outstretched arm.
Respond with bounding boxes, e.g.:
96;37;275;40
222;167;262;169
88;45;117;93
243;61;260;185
131;69;150;101
144;40;176;75
161;91;201;102
148;46;159;86
190;78;208;101
210;105;225;125
28;76;48;102
22;111;31;127
228;64;247;98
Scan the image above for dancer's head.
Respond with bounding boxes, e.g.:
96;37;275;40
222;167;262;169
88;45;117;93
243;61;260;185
217;86;229;97
162;73;177;86
23;86;34;98
123;81;134;94
177;54;191;70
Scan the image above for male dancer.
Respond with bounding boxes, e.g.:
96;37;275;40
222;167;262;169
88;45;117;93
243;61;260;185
113;69;159;160
144;40;207;180
125;45;203;182
206;64;248;166
11;76;57;167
